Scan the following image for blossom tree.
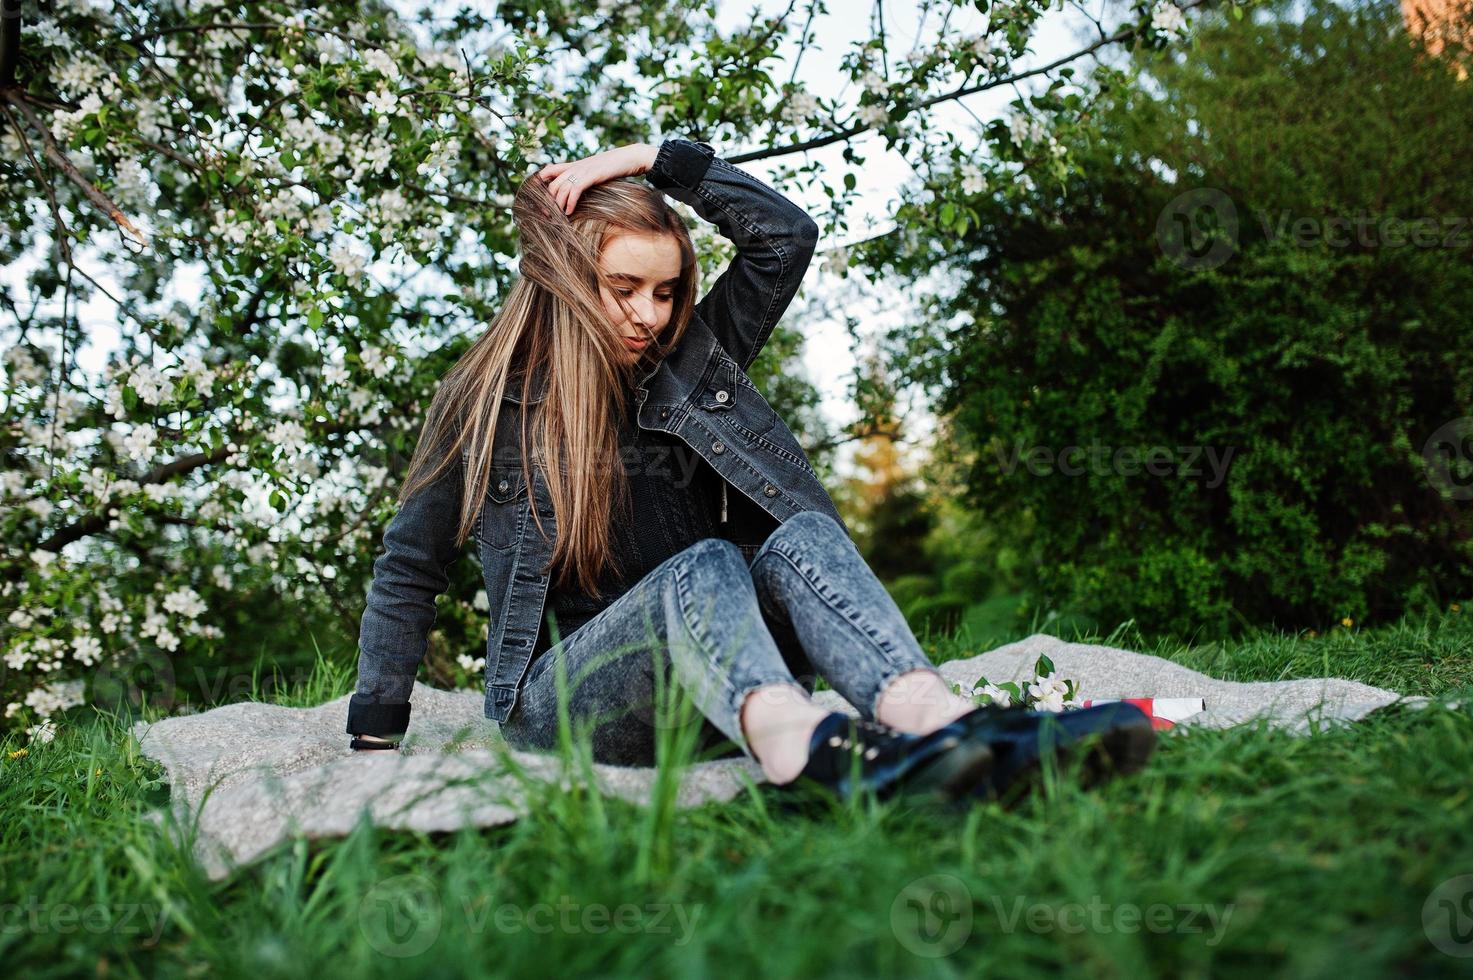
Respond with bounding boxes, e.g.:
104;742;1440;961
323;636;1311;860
0;0;1211;739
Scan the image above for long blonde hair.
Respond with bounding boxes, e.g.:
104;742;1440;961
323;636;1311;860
397;171;700;599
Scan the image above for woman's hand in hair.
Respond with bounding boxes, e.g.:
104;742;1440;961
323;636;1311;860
534;143;659;215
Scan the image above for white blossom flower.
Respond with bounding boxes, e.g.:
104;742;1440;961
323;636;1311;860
359;345;397;380
129;363;174;406
268;418;310;455
27;721;58;744
122;423;158;462
857;103;889;127
24;679;85;720
960;163;988;195
1151;1;1187;40
72;635;103;666
363;48;402;82
859;70;886;95
780;90;820;124
329;245;367;279
975;682;1013;708
163;585;206;619
821;246;848;277
364;86;400;117
179;353;217;397
3;345;47;386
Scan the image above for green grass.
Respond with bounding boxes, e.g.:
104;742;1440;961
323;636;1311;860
3;609;1472;978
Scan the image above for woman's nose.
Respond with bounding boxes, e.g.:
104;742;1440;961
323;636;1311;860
632;295;658;327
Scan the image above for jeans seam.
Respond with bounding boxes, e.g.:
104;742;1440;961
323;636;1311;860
669;550;741;706
752;542;900;660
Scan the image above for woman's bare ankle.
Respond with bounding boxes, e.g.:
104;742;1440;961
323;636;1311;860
739;682;831;784
873;668;977;735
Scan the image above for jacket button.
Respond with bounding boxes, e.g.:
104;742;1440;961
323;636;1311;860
711;440;725;454
763;484;778;497
714;389;729;403
497;479;509;492
660;408;670;419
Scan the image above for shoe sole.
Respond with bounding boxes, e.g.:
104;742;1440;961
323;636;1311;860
979;707;1158;806
884;734;996;806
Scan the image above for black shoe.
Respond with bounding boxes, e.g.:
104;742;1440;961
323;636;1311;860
938;701;1158;803
765;712;995;809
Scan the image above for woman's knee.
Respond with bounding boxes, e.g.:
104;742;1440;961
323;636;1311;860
777;510;844;539
673;536;749;580
752;510;845;570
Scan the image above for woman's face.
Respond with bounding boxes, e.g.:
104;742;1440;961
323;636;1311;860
597;231;683;364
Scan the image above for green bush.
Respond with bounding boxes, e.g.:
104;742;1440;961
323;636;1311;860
897;0;1473;639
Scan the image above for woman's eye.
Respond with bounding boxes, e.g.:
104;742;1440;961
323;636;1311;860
614;289;674;301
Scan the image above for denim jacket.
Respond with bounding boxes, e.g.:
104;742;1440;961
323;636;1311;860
347;138;848;737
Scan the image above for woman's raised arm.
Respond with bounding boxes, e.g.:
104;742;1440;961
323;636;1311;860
644;138;820;373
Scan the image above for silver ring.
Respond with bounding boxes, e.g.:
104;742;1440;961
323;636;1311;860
564;174;578;185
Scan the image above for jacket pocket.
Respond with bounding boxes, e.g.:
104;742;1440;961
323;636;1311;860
476;467;529;551
697;351;774;435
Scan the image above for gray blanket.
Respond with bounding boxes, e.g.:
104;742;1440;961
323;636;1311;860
131;633;1448;880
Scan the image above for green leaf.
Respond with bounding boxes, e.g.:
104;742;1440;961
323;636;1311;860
307;307;324;330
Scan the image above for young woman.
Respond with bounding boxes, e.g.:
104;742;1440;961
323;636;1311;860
344;138;1157;804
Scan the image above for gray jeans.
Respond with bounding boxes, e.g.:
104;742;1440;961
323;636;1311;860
497;511;940;766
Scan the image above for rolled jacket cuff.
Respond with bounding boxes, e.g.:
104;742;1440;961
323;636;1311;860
346;694;411;737
647;137;716;191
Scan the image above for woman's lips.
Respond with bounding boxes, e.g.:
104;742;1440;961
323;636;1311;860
622;336;649;349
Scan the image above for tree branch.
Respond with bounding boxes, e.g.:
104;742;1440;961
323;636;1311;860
730;0;1212;165
1;90;150;247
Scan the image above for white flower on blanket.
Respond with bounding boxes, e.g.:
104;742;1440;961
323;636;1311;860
954;654;1083;712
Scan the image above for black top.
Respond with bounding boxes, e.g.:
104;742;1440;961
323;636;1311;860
531;410;726;656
